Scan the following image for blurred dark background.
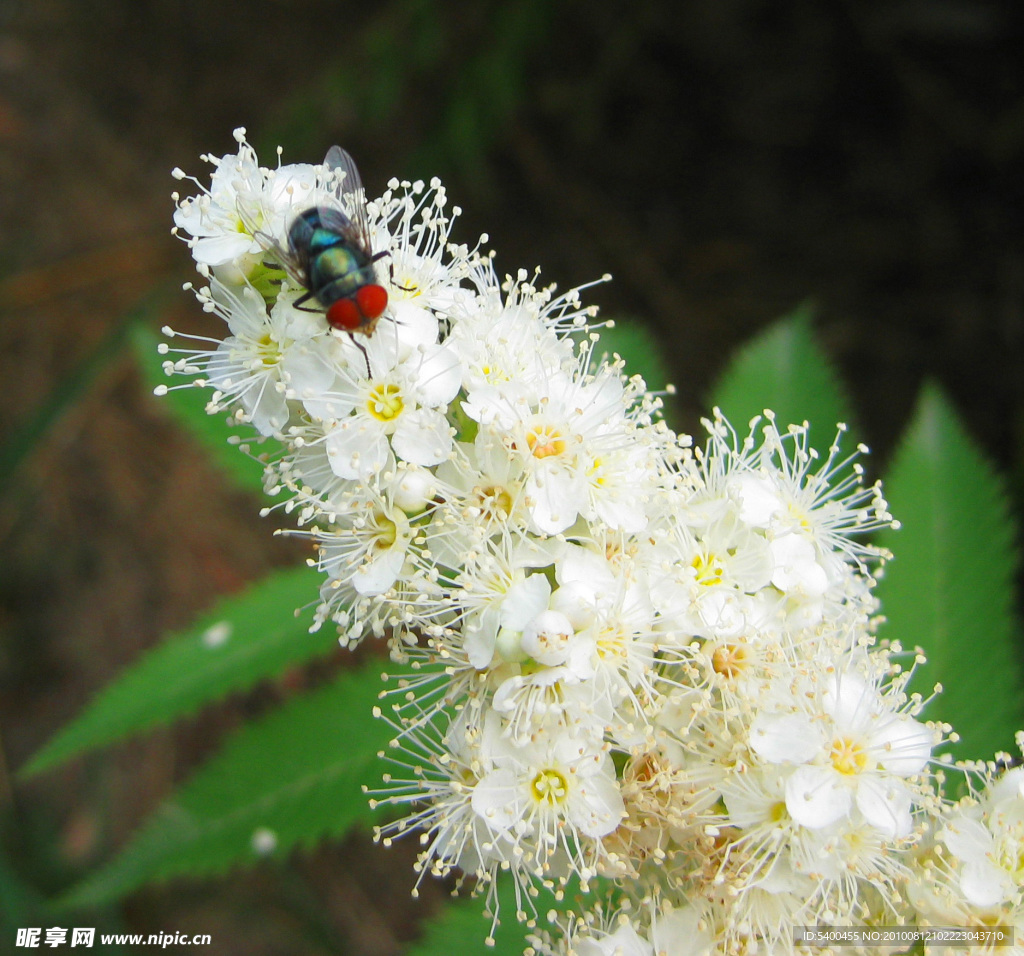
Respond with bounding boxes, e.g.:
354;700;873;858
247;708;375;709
1;0;1022;952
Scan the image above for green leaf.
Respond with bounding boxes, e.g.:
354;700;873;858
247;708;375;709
408;874;608;955
56;663;390;908
596;317;672;392
0;847;48;930
407;883;528;956
592;317;681;428
710;304;853;435
22;566;334;777
131;324;267;496
875;382;1023;759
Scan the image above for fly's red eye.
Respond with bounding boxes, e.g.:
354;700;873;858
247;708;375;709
355;284;388;320
327;298;363;331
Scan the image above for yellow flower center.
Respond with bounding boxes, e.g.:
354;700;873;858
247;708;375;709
692;550;724;586
475;484;513;520
712;643;748;679
369;511;398;550
394;275;420;299
526;424;566;459
479;363;512;385
997;839;1024;880
367;383;404;421
830;736;869;775
596;628;626;663
256;332;281;367
786;501;814;533
531;768;569;806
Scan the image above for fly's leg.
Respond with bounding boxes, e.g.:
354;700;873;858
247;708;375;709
292;289;323;314
372;250;416;294
350;334;372;377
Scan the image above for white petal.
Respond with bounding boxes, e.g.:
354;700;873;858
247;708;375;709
392;407;453;466
591;491;648;533
574;374;624;432
302;388;356;423
824;671;874;732
940;816;993;863
696;589;746;638
500;574;551;631
472;769;522;831
492;674;527;713
283;348;339;406
575;926;651;956
988;767;1024;803
571;774;626;838
192;231;257;266
749;713;822;764
873;714;933;775
769;533;828;595
564;632;598;680
855;775;913;837
730;473;782;527
785;765;851;828
961;859;1015;908
277;298;327;340
413;344;462;407
390;300;439;351
351;548;405;596
244;383;289;436
511;535;568;569
651;908;714;956
325;419;391;479
526;463;583;535
464;607;501;669
556;545;615;593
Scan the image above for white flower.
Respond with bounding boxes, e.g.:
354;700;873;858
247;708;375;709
371;709;512;890
470;723;625;877
449;292;575;404
159;281;335;437
488;596;613;744
464;366;646;535
458;562;562;671
172;129;267;268
551;544;661;710
425;435;532;569
317;498;413;598
368;175;476;336
749;668;933;836
940;768;1024;909
702;410;898;575
646;507;773;641
315;333;461;480
571;923;652;956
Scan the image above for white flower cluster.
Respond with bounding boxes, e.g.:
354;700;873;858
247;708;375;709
168;132;1021;956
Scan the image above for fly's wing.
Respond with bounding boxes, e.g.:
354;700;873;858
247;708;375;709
320;146;375;258
235;194;309;289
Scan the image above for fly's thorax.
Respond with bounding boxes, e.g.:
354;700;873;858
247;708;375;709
310;246;375;304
